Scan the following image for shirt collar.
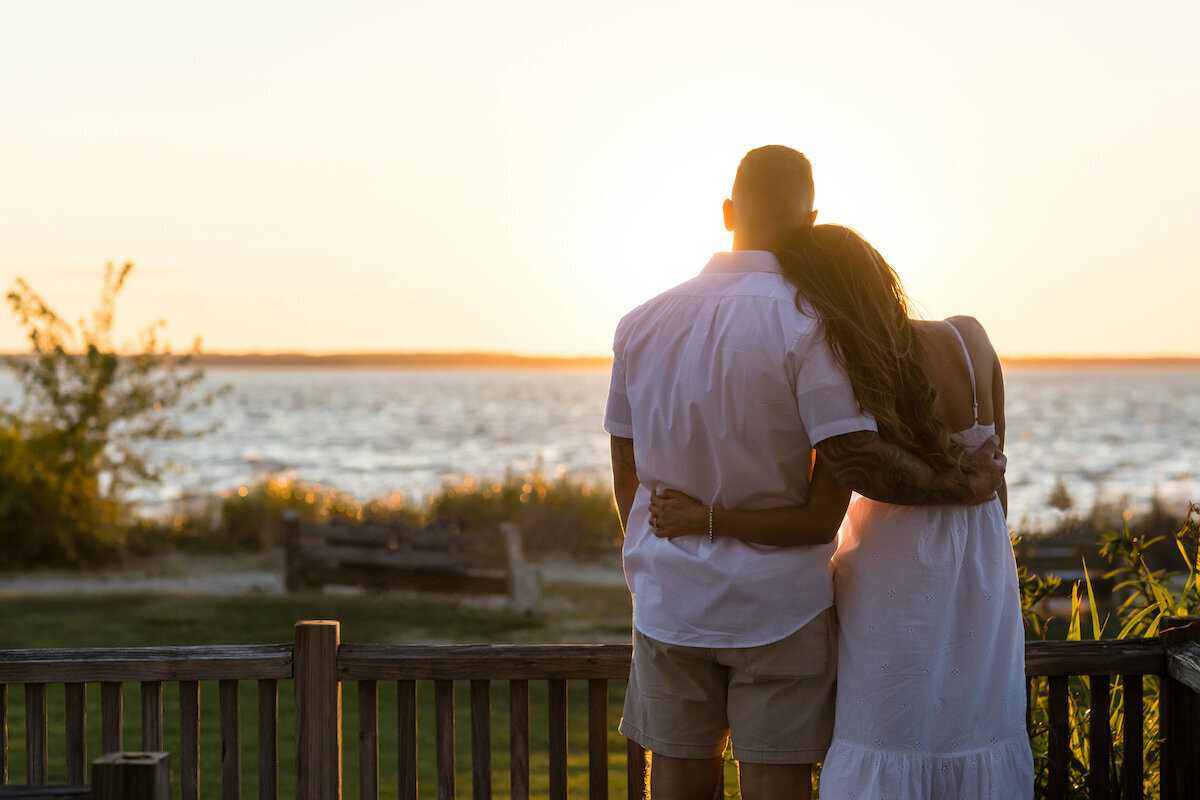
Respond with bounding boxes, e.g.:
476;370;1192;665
701;250;783;276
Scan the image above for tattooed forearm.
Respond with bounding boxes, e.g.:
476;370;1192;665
610;435;639;534
816;431;970;506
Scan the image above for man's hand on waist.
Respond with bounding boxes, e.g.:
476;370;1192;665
959;435;1006;505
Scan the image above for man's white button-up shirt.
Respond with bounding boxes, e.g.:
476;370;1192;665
605;250;877;647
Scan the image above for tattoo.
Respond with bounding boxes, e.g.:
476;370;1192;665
816;431;966;506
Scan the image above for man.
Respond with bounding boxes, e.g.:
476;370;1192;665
604;145;1004;800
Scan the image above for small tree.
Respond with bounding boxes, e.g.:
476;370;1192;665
1;262;217;567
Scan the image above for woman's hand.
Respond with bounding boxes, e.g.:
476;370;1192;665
648;488;708;538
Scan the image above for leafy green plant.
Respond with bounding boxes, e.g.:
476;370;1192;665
1;263;219;567
1014;532;1064;640
1021;502;1200;798
1047;476;1075;511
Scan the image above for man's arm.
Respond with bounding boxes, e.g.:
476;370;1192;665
816;430;1005;506
610;435;639;534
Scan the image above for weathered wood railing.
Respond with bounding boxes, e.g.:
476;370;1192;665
1;618;1198;799
0;643;290;798
337;639;640;800
1027;638;1161;799
1024;616;1200;800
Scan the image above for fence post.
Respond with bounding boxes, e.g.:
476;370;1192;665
1159;615;1200;800
91;751;171;799
295;620;342;800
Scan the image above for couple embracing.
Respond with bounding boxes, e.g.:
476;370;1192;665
604;146;1034;799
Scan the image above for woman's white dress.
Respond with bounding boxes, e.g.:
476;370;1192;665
818;327;1034;799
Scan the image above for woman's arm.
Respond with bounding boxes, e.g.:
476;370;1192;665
992;350;1007;517
957;314;1008;518
648;455;851;546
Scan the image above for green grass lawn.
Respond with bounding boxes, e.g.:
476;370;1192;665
0;582;649;798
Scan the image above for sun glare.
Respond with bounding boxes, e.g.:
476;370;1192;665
581;140;736;302
582;120;931;310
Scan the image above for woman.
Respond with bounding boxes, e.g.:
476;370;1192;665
648;224;1033;799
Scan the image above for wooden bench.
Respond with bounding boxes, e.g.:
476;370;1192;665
1013;543;1113;597
282;513;540;610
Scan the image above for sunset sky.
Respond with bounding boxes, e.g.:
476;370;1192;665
2;1;1196;358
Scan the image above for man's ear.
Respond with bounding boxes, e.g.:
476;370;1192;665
723;198;735;232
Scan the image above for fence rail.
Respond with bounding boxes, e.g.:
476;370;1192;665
0;643;291;799
1;618;1198;800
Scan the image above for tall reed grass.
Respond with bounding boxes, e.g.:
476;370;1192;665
128;468;622;559
1020;502;1200;798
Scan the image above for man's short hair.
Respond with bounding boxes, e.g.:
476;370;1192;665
732;145;815;217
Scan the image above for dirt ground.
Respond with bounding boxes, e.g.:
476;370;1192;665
0;549;626;596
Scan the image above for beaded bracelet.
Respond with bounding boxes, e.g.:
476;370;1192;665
708;506;714;542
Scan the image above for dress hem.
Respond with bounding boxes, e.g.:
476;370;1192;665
817;736;1034;800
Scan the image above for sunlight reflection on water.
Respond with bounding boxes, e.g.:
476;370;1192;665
1;365;1196;530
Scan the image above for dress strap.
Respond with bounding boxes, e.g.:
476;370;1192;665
944;321;979;424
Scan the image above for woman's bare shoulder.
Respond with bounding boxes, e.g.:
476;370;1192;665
944;315;996;351
913;315;984;331
910;318;953;335
944;314;984;331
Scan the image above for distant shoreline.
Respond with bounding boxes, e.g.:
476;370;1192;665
193;352;612;369
194;352;1200;370
998;355;1200;369
3;351;1198;370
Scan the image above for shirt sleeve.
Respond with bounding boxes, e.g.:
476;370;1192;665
603;339;634;439
792;328;877;445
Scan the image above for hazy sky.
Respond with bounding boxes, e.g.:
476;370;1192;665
2;1;1197;357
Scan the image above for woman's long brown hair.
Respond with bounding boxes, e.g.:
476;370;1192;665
776;224;962;471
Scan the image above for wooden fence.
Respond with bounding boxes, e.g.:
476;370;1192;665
1;618;1198;799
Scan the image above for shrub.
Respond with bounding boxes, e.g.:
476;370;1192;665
1;263;217;568
427;468;620;555
146;468;623;559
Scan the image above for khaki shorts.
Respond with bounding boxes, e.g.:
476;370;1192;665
619;607;837;764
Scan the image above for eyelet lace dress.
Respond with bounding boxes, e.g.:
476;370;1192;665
817;324;1034;799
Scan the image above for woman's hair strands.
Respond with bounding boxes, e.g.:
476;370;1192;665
777;225;964;472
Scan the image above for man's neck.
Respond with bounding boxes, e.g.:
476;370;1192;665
732;224;812;252
731;234;777;252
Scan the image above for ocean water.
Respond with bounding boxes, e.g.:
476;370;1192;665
1;365;1197;530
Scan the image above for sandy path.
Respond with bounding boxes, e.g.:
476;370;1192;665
0;550;625;596
0;551;286;596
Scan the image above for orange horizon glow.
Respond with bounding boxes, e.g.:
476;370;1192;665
5;348;1199;366
2;2;1197;360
